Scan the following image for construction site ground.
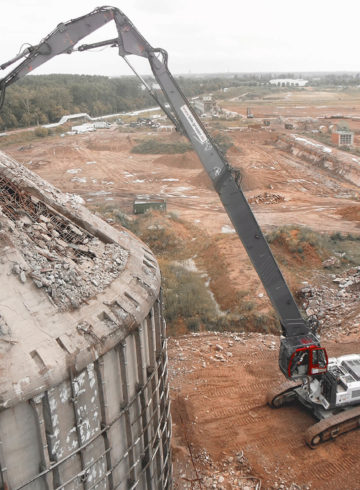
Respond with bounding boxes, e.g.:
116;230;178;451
168;333;360;489
2;87;360;488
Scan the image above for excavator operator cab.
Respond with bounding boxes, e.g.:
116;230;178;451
279;334;328;380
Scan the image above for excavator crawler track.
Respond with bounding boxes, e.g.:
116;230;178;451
305;405;360;448
266;382;300;408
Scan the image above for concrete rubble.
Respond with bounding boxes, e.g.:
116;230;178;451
7;213;127;311
248;192;285;205
176;448;263;489
0;150;129;310
300;265;360;340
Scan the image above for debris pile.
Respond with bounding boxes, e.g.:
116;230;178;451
300;266;360;339
248;192;285;205
0;172;128;310
175;449;262;489
169;332;278;377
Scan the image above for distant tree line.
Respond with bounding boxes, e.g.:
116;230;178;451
3;72;359;131
0;74;157;131
310;73;360;87
0;73;272;131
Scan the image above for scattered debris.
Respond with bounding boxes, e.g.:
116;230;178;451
248;192;285;205
300;266;360;339
322;256;340;268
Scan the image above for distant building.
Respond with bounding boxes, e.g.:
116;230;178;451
269;78;308;87
331;124;354;147
141;82;161;91
193;95;217;115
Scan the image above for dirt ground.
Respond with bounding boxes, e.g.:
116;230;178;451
5;123;360;315
223;88;360;119
2;88;360;488
169;333;360;489
5;127;360;238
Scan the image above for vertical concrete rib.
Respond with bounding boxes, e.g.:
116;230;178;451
117;341;136;487
30;396;53;490
0;436;9;489
95;358;114;489
146;309;164;485
134;325;153;489
41;392;62;488
155;293;172;488
69;370;88;489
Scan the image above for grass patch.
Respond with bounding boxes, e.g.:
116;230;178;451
209;311;279;335
329;232;360;266
0;125;64;148
267;225;360;270
131;138;192;154
138;224;184;255
160;261;218;336
266;225;328;262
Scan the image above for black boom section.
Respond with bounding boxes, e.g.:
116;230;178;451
1;7;116;89
145;51;308;337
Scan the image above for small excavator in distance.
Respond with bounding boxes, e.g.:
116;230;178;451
1;6;360;448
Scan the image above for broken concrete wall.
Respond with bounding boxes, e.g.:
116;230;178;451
0;151;172;488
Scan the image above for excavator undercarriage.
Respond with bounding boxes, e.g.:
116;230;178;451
268;354;360;447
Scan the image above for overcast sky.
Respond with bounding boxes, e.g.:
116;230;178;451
1;0;360;78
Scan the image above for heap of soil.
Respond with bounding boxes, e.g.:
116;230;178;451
191;169;213;190
154;151;202;169
337;205;360;222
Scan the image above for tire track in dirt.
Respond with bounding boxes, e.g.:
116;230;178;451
169;334;360;489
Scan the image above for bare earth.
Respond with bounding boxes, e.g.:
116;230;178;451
6;126;360;312
3;89;360;488
169;333;360;489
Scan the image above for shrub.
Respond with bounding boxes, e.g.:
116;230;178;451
330;232;343;241
212;131;233;155
267;225;327;258
161;263;218;329
186;318;200;332
34;127;48;138
139;225;183;255
112;210;135;231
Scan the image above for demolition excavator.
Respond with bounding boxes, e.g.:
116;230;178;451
1;6;360;448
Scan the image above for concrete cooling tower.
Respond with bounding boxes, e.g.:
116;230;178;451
0;150;172;489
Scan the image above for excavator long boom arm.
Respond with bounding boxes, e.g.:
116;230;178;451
0;6;326;380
